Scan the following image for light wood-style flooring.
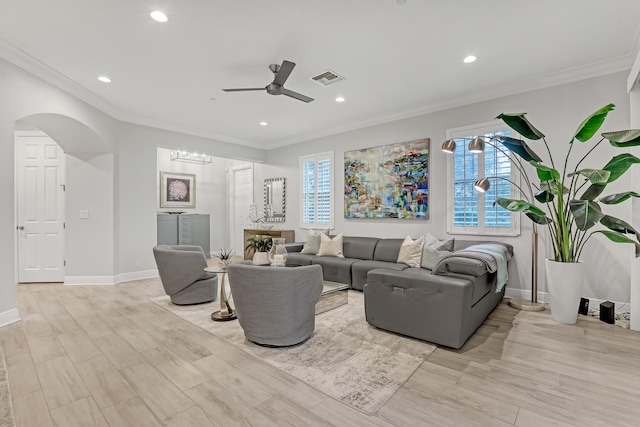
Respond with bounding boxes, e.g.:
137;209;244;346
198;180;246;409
1;275;640;426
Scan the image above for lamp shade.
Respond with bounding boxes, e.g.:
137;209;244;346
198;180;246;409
441;139;456;153
474;178;491;193
468;136;485;153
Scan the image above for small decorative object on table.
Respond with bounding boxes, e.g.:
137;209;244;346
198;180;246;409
245;235;273;265
268;237;288;266
210;249;237;321
248;203;265;228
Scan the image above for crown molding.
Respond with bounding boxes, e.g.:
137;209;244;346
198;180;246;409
0;39;263;150
1;39;633;151
266;54;634;149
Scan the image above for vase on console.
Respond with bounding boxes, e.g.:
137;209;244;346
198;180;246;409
268;238;288;266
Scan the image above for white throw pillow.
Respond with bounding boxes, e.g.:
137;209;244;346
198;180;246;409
301;229;329;254
396;235;424;267
318;233;345;258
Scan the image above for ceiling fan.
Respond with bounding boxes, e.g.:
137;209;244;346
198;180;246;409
223;60;314;103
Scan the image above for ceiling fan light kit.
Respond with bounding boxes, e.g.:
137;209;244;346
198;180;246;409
223;60;314;103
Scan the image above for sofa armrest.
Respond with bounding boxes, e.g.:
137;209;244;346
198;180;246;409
433;257;488;277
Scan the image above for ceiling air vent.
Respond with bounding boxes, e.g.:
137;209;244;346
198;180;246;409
309;70;345;86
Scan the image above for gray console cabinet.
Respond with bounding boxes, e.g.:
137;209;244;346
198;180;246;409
157;214;210;257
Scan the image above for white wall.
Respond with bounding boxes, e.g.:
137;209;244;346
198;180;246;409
0;58;266;324
65;153;114;277
265;72;634;304
629;71;640;330
156;147;232;255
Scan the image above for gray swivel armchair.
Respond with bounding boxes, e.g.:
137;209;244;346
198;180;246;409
153;245;218;305
227;263;324;347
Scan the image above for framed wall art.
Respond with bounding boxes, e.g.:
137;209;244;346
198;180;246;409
344;138;429;219
160;171;196;208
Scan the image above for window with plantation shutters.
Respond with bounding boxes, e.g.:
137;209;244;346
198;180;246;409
447;122;520;236
300;151;334;229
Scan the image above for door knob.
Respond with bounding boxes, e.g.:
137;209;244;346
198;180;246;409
17;226;24;230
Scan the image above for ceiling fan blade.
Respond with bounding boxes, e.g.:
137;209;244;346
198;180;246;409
222;88;266;92
272;60;295;86
281;88;314;103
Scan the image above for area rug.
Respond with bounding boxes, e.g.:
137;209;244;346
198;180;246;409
0;346;16;427
152;291;435;415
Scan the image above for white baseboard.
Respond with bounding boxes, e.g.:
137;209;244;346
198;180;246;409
504;288;628;314
64;269;158;286
504;288;548;304
0;308;20;328
114;269;158;284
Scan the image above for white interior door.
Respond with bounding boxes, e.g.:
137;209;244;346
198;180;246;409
16;133;66;283
230;165;253;254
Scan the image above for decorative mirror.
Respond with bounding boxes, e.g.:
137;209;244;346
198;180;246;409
264;177;286;222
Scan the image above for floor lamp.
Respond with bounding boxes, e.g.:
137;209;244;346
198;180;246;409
442;137;545;311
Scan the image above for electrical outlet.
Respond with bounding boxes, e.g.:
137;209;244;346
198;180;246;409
135;259;142;268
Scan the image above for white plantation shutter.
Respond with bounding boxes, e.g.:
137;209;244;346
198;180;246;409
447;123;519;236
300;151;334;228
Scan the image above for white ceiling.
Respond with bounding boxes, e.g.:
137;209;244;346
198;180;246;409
1;0;639;149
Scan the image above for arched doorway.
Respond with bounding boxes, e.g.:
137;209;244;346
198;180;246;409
16;113;110;283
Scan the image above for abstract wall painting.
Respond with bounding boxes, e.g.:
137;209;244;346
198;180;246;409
344;138;429;219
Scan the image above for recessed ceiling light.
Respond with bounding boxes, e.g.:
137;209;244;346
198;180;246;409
335;96;346;103
97;76;111;83
150;11;168;23
259;121;268;126
463;55;477;64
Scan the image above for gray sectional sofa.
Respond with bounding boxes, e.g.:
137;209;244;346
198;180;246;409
286;236;512;349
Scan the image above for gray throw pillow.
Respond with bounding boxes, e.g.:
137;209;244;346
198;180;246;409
421;247;452;270
420;236;455;269
300;229;329;254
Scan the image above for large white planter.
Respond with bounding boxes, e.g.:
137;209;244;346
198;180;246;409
545;259;585;324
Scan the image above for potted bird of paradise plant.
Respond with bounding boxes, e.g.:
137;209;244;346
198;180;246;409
489;104;640;323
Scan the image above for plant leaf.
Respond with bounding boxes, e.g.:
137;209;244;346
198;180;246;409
530;161;560;181
492;136;543;162
495;198;546;217
540;181;568;195
601;153;640;182
592;230;640;257
569;200;603;230
602;130;640;147
600;215;639;240
566;169;610;185
525;211;552;224
580;184;605;201
573;104;615;142
534;190;554;203
496;113;545;140
599;191;640;205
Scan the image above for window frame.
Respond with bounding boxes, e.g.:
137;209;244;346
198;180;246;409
299;150;334;229
446;120;521;236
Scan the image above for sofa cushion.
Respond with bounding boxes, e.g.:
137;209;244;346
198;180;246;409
351;260;408;291
311;256;358;285
372;238;404;262
286;252;316;266
396;235;424;267
342;236;380;260
318;233;344;258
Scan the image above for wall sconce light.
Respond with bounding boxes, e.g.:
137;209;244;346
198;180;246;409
170;150;212;164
